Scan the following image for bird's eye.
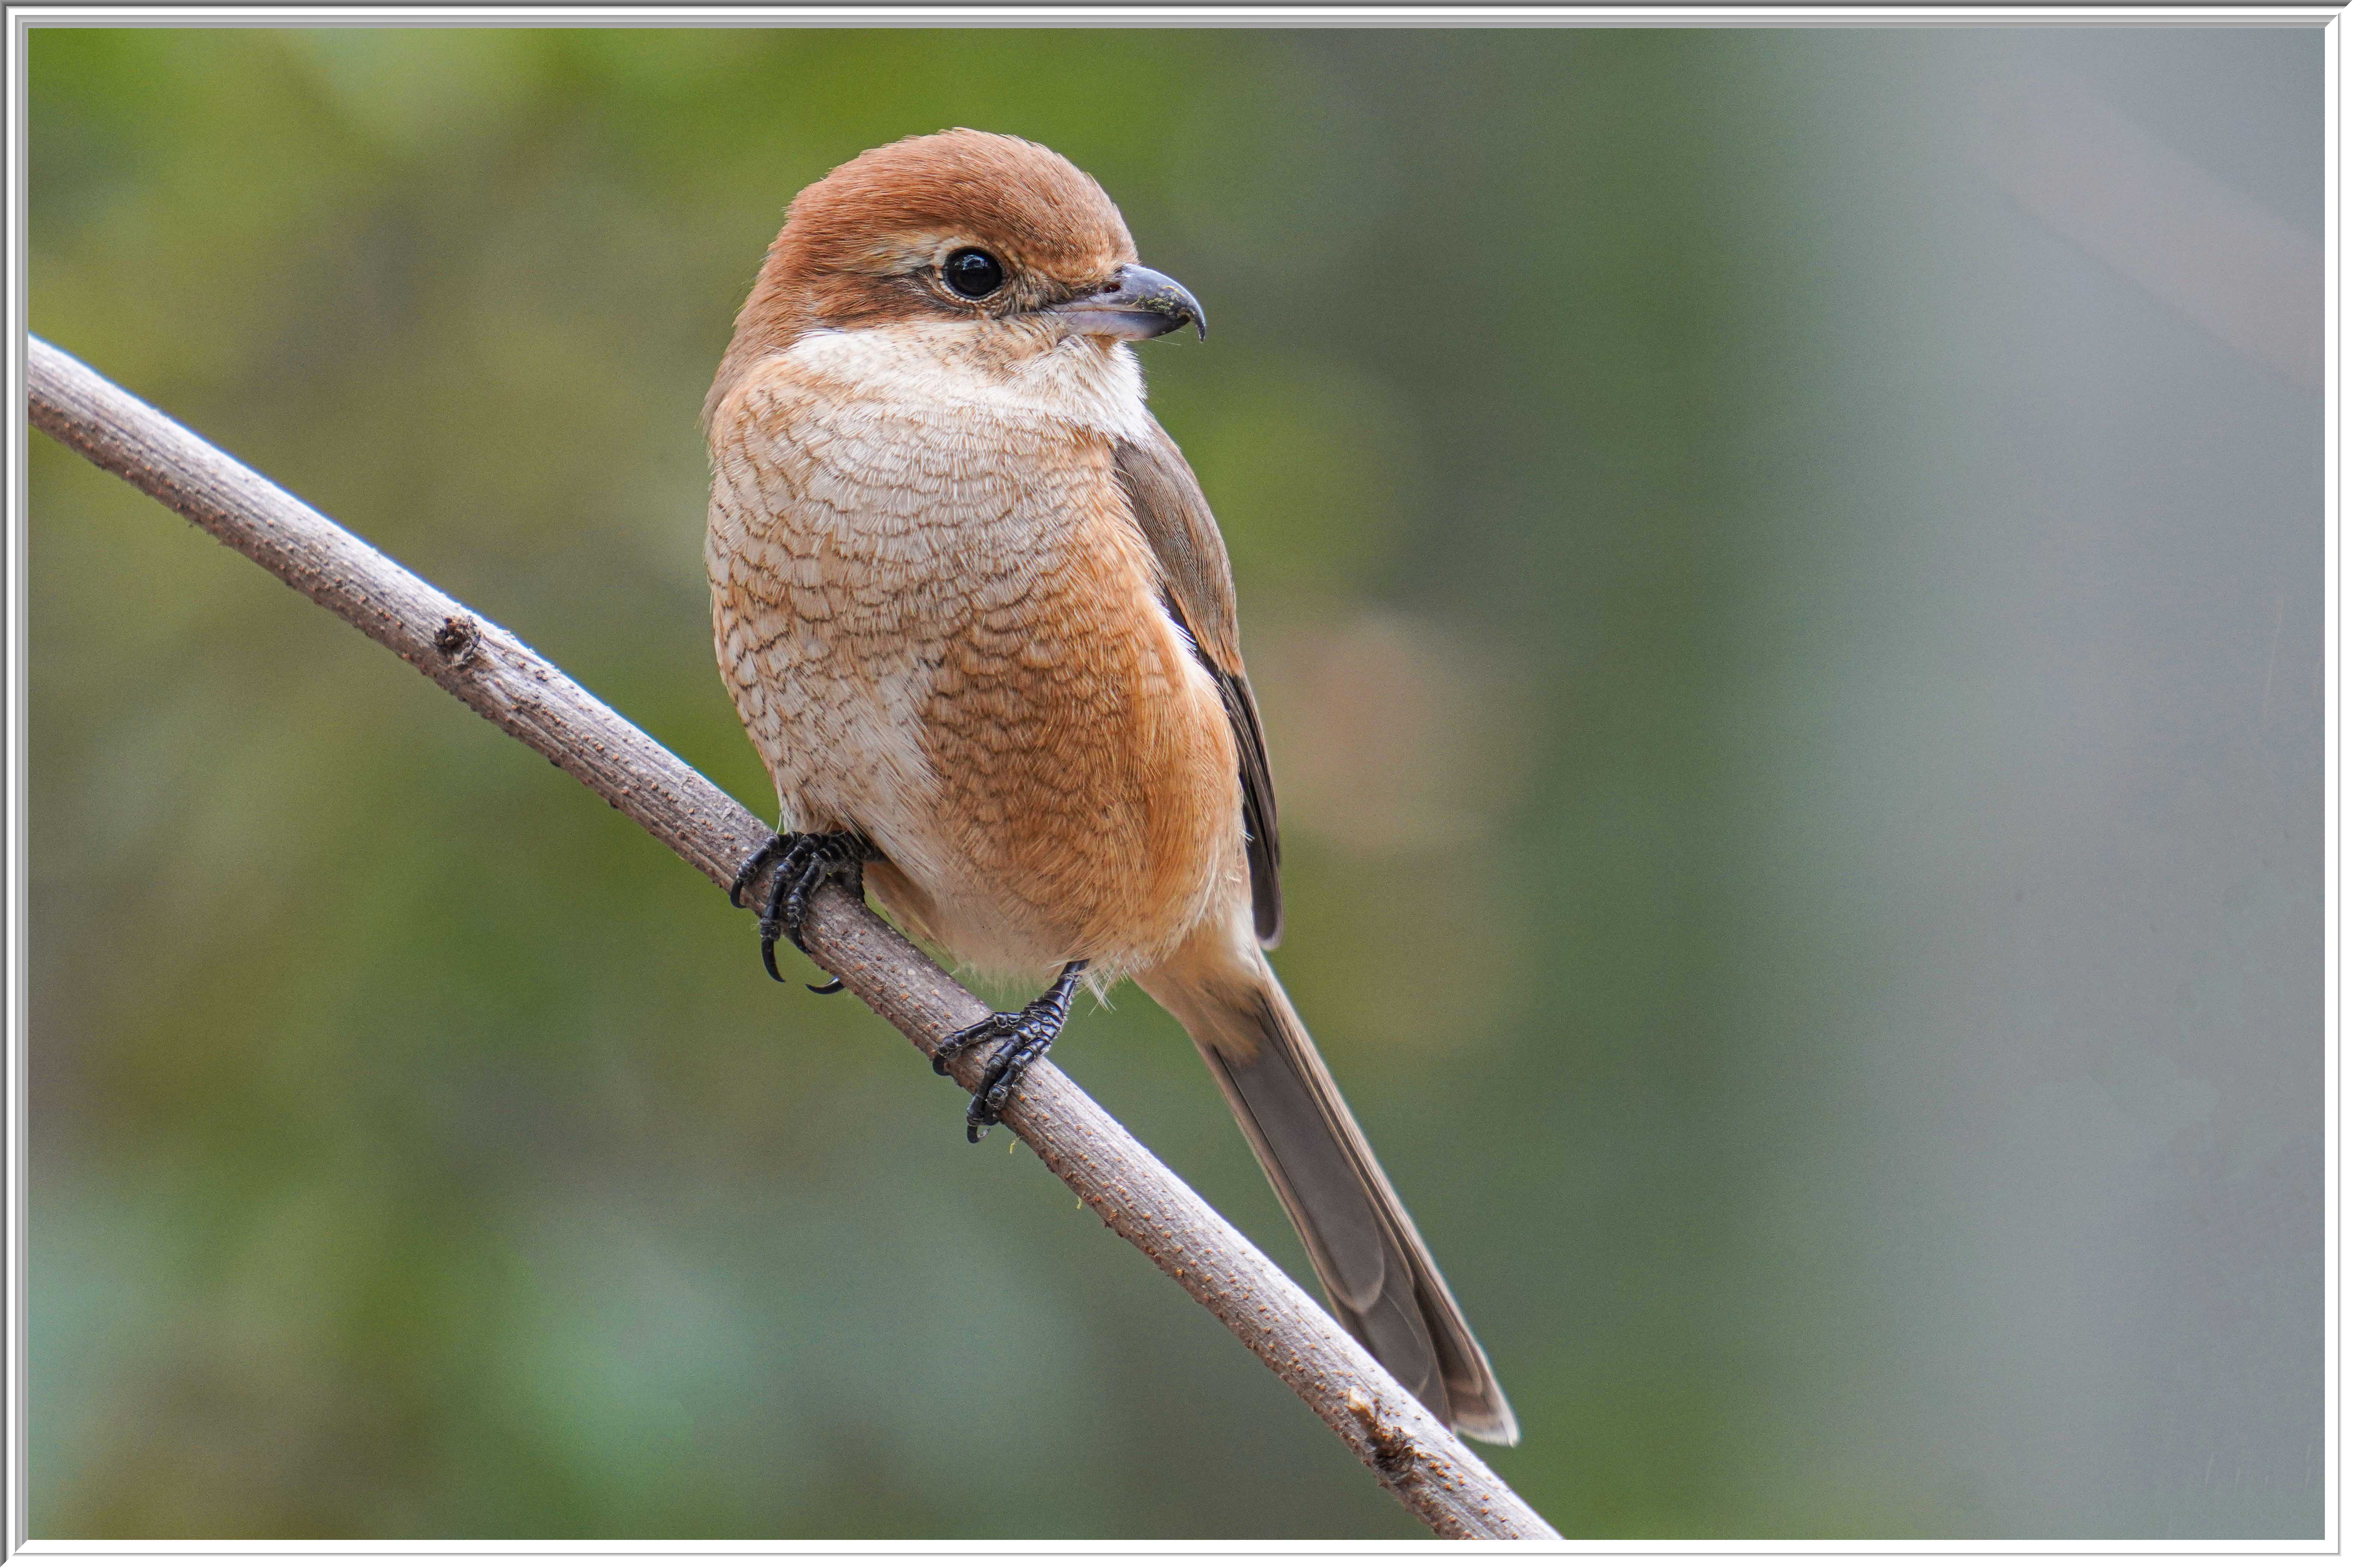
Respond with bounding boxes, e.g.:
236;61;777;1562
942;248;1005;300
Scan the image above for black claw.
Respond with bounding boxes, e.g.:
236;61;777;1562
729;837;788;909
808;976;846;995
758;847;795;980
931;962;1088;1142
783;851;835;955
732;829;873;983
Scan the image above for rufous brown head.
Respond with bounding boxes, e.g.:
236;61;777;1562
711;130;1204;413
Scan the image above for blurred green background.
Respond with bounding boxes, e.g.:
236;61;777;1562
27;25;2322;1540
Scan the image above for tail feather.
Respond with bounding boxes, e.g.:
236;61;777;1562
1143;951;1519;1445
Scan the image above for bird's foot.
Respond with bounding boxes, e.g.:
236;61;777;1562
933;961;1089;1142
728;830;873;984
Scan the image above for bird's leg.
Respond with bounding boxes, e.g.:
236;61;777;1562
728;829;873;985
934;961;1089;1143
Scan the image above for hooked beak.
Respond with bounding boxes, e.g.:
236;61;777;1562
1043;263;1207;342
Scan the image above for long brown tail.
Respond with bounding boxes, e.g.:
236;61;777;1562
1140;948;1519;1445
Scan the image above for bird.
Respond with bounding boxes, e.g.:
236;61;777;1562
703;129;1517;1446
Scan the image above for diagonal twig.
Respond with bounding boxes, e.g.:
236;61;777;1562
24;334;1557;1542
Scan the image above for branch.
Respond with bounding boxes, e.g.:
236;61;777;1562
25;335;1558;1542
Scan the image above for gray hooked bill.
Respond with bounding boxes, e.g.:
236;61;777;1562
1044;264;1207;342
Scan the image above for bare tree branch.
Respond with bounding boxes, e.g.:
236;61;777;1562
24;334;1558;1542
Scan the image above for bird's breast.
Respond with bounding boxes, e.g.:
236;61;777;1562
707;327;1241;978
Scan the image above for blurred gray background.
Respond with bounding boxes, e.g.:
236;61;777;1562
27;24;2322;1540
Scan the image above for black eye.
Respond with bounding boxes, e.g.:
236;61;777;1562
942;248;1005;300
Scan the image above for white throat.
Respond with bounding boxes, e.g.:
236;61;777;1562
783;320;1155;442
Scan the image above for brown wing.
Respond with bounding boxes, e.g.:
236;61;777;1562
1112;417;1283;948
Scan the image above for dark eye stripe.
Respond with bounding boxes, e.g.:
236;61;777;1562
943;248;1005;300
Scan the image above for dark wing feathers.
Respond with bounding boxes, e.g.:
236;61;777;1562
1217;662;1282;947
1112;418;1283;947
